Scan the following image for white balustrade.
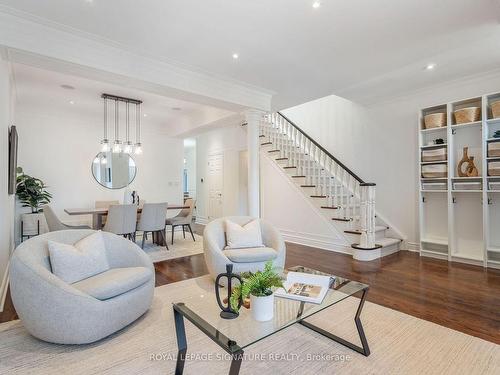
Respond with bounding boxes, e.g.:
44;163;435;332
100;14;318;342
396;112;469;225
259;113;377;249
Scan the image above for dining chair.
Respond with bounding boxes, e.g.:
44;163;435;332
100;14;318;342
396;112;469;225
103;204;137;240
165;198;196;245
136;202;169;249
95;200;119;227
42;205;91;232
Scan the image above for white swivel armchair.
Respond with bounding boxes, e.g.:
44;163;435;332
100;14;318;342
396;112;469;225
9;230;155;344
203;216;286;280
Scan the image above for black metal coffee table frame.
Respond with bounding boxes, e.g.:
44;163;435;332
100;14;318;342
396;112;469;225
172;287;370;375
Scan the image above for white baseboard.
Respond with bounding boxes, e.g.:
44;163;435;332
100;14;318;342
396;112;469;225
405;242;420;252
280;229;353;255
0;264;10;313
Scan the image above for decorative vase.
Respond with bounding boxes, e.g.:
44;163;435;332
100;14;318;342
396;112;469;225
250;293;274;322
457;147;479;177
215;264;242;319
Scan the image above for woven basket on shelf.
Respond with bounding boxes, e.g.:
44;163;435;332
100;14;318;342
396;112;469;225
453;107;480;124
423;113;446;129
491;100;500;119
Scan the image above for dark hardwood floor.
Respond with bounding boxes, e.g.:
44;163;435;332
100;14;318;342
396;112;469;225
2;231;500;344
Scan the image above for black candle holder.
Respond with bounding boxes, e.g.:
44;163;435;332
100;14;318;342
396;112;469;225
215;264;242;319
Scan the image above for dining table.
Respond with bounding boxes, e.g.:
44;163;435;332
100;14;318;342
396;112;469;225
64;204;189;247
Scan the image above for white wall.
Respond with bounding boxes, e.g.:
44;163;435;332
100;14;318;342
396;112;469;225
15;108;184;230
281;71;500;247
195;125;248;223
183;143;196;199
0;57;15;310
261;153;350;252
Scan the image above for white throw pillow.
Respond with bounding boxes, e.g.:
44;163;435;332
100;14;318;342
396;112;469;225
48;231;110;284
225;219;264;249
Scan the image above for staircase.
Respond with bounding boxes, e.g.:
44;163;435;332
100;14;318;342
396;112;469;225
258;112;402;261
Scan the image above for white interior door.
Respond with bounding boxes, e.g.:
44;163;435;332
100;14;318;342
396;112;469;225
208;152;224;220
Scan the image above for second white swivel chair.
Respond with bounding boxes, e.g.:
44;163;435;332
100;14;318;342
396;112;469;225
136;203;169;249
103;204;137;240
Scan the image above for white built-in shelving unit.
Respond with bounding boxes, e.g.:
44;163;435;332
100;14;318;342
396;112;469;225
418;92;500;269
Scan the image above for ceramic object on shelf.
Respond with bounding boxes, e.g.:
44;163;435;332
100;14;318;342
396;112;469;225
457;147;478;177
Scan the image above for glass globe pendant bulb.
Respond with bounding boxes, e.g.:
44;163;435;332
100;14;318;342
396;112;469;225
100;139;110;152
112;140;122;153
101;156;107;165
123;141;133;154
134;143;142;155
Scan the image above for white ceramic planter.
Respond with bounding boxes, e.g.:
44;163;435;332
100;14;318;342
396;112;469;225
250;293;274;321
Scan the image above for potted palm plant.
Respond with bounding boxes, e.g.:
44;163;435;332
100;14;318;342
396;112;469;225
16;167;52;236
230;261;283;322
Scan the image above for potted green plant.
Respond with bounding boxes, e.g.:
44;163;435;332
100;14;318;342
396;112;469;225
16;167;52;236
230;261;283;321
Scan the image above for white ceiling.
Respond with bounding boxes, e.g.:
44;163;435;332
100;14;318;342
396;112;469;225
1;0;500;108
13;63;235;136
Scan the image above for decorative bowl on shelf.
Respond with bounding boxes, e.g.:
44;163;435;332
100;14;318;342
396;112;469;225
453;107;480;124
424;113;446;129
491;100;500;119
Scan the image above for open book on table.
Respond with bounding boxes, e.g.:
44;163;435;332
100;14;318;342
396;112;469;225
275;271;334;304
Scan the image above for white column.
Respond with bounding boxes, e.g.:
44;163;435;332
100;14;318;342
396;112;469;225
245;109;263;218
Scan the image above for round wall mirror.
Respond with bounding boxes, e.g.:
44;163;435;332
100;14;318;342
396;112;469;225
91;152;137;189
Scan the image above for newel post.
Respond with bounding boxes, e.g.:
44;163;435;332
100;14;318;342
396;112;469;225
359;183;377;249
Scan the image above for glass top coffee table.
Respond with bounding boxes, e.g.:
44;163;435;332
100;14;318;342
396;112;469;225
172;266;370;375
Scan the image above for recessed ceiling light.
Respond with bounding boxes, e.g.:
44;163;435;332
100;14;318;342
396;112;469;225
171;107;182;111
143;113;148;117
69;100;75;105
312;1;321;9
232;53;239;60
61;84;75;90
425;63;436;71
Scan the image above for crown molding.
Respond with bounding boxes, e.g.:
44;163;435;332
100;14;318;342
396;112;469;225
0;10;273;111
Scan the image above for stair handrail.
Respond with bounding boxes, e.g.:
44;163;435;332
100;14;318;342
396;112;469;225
277;111;374;185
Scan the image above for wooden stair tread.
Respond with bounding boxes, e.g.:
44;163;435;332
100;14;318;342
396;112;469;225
310;195;327;198
275;157;288;161
261;142;272;146
321;206;339;209
268;150;280;153
344;226;389;235
283;166;297;169
291;175;306;178
301;185;315;187
332;217;352;222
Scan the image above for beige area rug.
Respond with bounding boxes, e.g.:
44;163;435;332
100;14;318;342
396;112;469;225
0;276;499;375
138;232;203;263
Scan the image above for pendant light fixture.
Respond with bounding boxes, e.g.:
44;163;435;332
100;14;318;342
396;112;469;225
100;97;110;152
123;102;133;154
112;99;122;153
100;94;143;155
134;102;142;155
